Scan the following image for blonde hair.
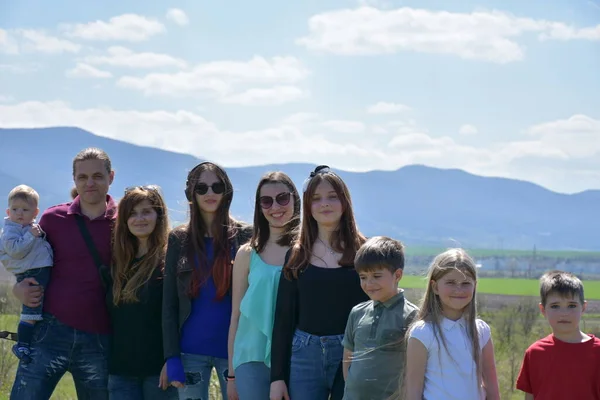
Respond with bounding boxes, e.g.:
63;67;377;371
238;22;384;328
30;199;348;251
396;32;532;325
414;248;482;384
8;185;39;207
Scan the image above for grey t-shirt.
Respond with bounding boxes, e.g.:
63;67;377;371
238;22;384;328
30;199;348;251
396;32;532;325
342;290;419;400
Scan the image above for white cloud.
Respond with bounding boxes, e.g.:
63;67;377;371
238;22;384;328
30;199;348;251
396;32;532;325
66;63;113;79
459;124;479;135
322;120;366;134
0;95;14;103
18;29;81;53
297;7;600;63
220;86;307;106
62;14;166;42
0;100;597;193
84;46;187;69
117;56;310;104
525;114;600;158
367;101;411;114
166;9;189;26
0;29;19;54
1;29;79;54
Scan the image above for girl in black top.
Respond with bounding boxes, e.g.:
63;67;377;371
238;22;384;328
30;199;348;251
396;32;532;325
270;166;369;400
105;185;177;400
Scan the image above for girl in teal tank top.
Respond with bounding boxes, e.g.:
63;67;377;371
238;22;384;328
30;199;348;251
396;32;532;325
227;172;301;400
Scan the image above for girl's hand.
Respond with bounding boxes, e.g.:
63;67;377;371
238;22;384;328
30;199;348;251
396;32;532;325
227;380;239;400
270;380;290;400
159;363;169;390
161;359;185;389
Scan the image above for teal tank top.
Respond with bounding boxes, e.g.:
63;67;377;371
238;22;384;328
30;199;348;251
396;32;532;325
233;249;283;369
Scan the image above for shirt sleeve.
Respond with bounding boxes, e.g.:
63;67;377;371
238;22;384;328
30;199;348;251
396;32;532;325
408;320;433;350
270;271;299;383
0;224;36;260
342;308;357;351
476;319;491;349
162;231;182;360
516;348;532;394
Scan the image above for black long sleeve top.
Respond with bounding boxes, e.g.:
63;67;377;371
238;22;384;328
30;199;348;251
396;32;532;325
270;263;369;383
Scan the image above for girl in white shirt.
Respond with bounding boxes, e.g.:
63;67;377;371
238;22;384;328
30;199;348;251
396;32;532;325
404;248;500;400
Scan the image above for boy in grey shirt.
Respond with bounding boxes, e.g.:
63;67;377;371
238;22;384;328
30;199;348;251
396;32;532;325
342;236;418;400
0;185;53;363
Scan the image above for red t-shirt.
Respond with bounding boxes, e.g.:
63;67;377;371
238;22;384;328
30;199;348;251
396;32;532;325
516;334;600;399
40;196;116;334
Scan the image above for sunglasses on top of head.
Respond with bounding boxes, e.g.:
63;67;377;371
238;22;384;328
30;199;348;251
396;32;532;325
259;192;291;209
124;185;161;196
194;182;226;195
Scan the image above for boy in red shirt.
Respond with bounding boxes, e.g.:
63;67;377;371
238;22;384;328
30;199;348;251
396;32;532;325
516;270;600;400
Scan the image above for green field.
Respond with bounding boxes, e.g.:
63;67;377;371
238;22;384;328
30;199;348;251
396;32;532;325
401;275;600;299
405;246;600;260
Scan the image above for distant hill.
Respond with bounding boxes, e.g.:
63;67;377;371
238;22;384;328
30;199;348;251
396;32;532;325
0;127;598;251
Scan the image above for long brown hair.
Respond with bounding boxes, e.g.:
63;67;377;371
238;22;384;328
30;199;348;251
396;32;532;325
183;162;239;300
249;171;300;253
284;167;365;279
112;186;169;305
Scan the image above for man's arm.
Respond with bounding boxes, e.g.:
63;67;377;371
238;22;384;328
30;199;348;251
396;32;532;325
13;278;43;307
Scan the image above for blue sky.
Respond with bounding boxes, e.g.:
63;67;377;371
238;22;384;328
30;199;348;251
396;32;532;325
1;0;599;194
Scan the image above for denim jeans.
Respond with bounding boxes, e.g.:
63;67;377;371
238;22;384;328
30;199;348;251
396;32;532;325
178;353;228;400
15;267;51;321
108;374;178;400
288;329;345;400
235;361;270;400
10;313;109;400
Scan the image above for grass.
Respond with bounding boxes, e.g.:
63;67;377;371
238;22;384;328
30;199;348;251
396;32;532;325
405;246;600;259
401;275;600;300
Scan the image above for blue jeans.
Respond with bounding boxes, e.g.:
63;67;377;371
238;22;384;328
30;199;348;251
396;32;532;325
289;329;345;400
15;267;51;321
108;374;178;400
10;313;109;400
178;353;228;400
235;361;270;400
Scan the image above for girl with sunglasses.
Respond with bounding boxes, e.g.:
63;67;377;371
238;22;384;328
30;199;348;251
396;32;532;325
227;172;301;400
104;185;178;399
162;162;252;400
270;166;369;400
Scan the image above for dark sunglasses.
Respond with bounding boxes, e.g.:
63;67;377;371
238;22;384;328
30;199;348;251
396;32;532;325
124;185;161;195
194;182;226;195
260;192;291;209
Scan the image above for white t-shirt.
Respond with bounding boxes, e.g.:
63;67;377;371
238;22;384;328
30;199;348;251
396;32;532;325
408;317;490;400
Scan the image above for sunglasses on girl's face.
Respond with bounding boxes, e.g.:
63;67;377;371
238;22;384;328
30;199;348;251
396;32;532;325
194;182;226;195
259;192;291;209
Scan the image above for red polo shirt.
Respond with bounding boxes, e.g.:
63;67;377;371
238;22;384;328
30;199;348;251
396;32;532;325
39;195;116;334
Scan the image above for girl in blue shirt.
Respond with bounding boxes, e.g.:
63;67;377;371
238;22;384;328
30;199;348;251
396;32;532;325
162;162;251;399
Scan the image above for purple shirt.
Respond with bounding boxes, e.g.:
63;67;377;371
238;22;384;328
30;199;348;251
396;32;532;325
40;195;116;334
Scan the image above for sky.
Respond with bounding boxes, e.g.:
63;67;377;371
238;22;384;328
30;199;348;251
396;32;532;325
0;0;599;194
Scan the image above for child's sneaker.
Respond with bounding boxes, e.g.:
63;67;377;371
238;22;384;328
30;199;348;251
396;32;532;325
12;344;32;364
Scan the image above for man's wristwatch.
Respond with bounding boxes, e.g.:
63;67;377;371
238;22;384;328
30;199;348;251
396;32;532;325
223;369;235;382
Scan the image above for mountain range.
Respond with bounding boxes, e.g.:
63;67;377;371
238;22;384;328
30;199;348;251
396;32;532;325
0;127;598;251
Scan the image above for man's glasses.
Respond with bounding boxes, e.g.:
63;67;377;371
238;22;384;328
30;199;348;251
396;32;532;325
194;182;226;195
124;185;161;196
259;192;291;209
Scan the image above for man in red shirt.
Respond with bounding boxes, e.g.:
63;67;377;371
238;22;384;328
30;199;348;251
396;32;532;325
10;147;116;399
516;270;600;400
